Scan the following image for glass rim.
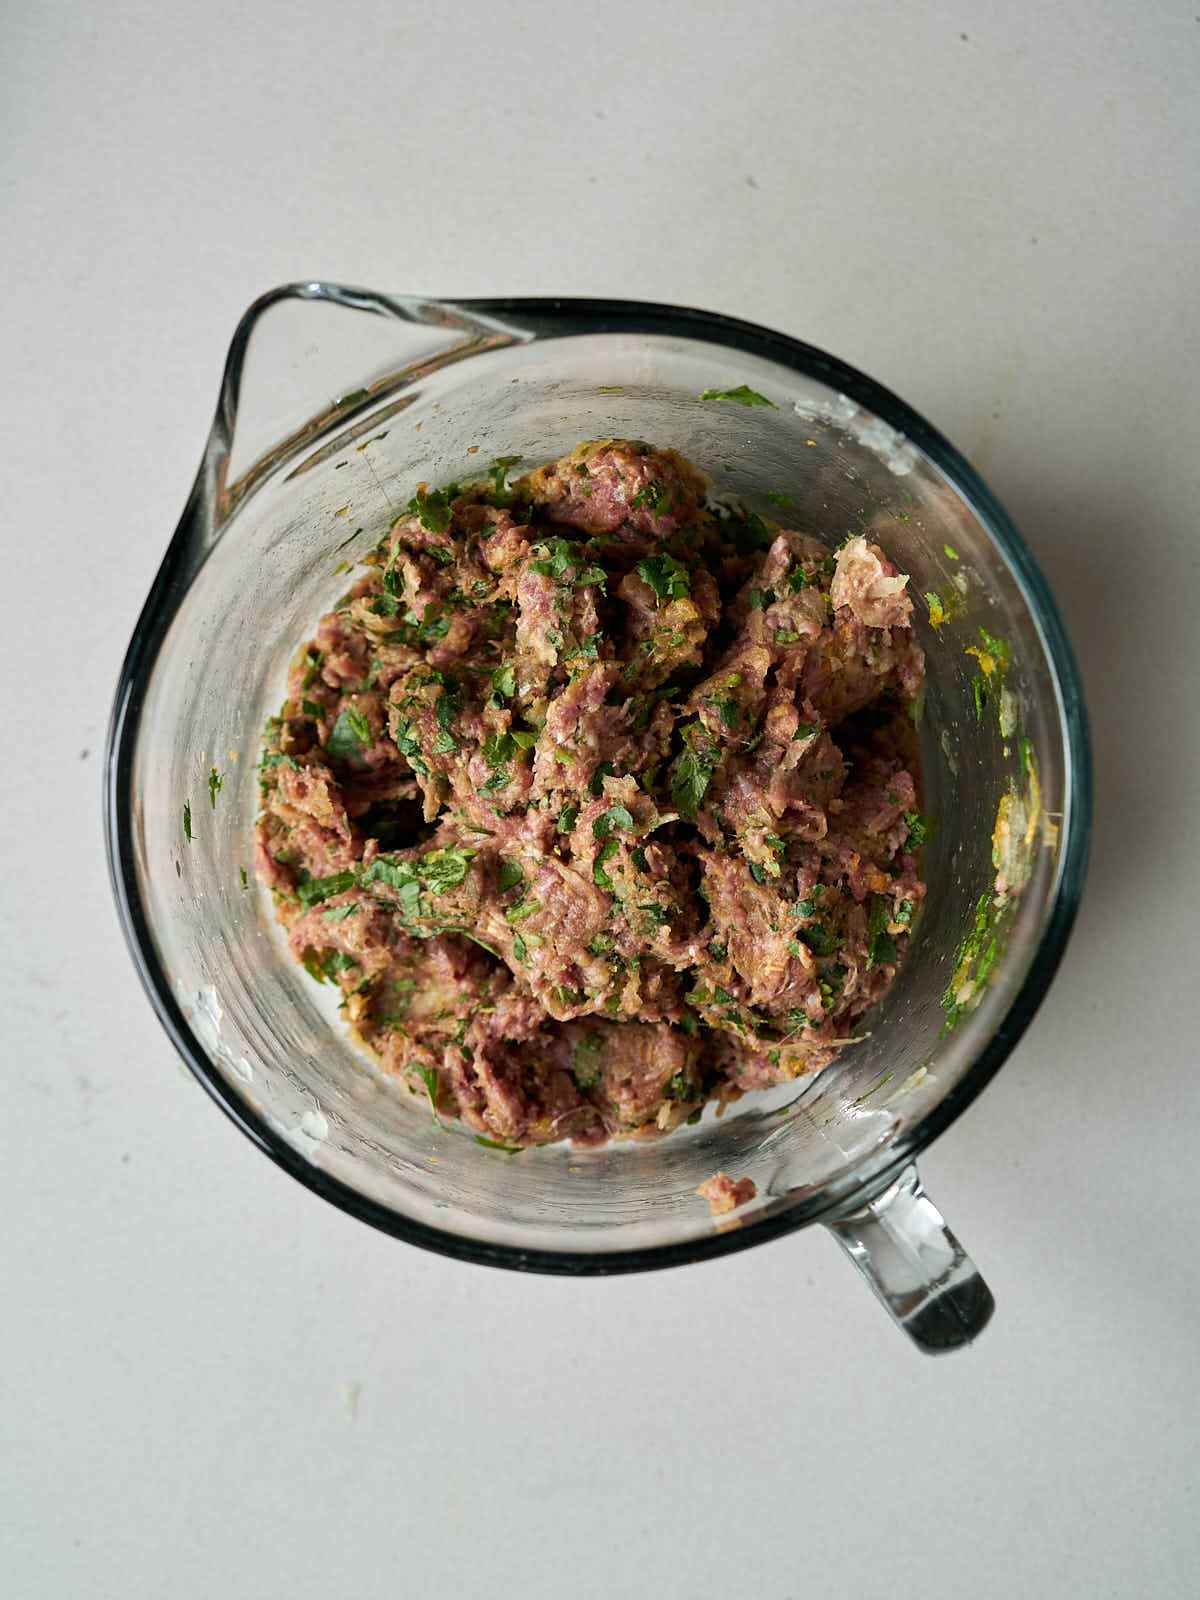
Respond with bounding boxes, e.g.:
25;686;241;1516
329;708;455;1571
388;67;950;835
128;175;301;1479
104;285;1093;1276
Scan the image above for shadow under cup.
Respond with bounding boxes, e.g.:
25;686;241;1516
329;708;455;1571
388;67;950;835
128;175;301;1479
107;290;1090;1350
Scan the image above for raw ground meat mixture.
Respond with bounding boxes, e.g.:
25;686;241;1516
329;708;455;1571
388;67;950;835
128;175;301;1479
255;438;927;1149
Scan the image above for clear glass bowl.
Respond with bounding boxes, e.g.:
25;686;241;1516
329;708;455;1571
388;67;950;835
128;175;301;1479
105;286;1090;1352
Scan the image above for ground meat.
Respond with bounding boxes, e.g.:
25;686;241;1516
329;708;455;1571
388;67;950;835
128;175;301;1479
697;1173;757;1215
255;441;927;1147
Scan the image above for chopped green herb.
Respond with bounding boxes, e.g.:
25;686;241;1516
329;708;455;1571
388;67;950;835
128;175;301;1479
490;663;517;702
474;1135;523;1153
572;1031;605;1089
867;896;898;967
630;481;667;513
589;760;615;797
593;838;620;888
903;811;930;850
239;866;249;890
636;553;691;604
407;485;454;533
301;699;324;719
671;728;718;820
557;803;580;834
487;454;522;505
944;543;960;560
418;1065;440;1117
798;923;841;957
593;803;634;840
182;801;192;842
699;384;776;408
297;868;358;908
322;902;360;923
504;897;539;924
497;858;524;893
207;767;224;808
483;731;517;768
742;512;773;550
326;707;372;759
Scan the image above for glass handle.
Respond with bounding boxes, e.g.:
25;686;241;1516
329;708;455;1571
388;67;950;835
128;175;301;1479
824;1165;994;1354
174;282;529;582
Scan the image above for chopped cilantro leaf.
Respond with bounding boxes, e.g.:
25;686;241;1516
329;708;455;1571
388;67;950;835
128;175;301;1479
671;731;718;820
490;663;516;702
903;811;930;850
207;767;223;808
630;481;667;513
699;384;776;407
635;553;691;603
593;803;634;840
182;801;192;842
487;455;522;505
327;707;372;759
497;858;524;893
589;760;615;797
297;868;357;909
593;838;620;888
504;897;539;924
406;485;454;533
322;901;360;923
557;803;580;834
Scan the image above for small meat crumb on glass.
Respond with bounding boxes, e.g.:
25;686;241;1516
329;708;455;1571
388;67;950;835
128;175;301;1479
697;1172;757;1215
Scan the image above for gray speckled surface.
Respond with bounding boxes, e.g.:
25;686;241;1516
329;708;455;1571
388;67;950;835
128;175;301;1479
4;3;1198;1595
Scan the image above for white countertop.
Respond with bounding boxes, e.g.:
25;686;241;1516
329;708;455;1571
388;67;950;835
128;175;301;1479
5;3;1199;1595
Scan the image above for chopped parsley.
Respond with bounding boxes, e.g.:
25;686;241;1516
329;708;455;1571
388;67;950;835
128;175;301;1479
699;384;776;408
326;707;372;759
593;838;620;888
630;481;667;513
406;485;454;533
322;902;360;923
182;801;192;843
593;803;634;840
418;1065;439;1117
504;897;539;924
497;858;524;893
867;896;898;967
589;760;615;797
207;767;224;808
297;868;358;909
635;553;691;603
572;1031;605;1089
557;802;580;834
671;727;718;819
903;811;930;850
487;454;522;505
489;663;517;702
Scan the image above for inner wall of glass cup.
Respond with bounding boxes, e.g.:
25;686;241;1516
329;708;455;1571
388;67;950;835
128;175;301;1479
132;330;1068;1253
